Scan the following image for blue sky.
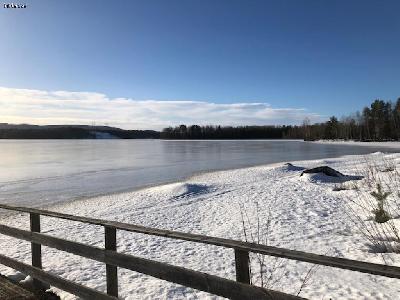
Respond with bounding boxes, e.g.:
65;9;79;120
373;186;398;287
0;0;399;129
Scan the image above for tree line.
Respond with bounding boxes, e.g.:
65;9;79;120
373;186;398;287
160;125;299;139
161;98;400;140
0;125;160;139
302;98;400;141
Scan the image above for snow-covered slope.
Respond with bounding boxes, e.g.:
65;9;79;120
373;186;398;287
0;153;399;299
314;140;400;149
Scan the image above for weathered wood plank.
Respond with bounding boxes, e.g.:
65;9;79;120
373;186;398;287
235;249;250;284
0;274;37;300
1;204;400;280
105;226;118;298
30;213;44;291
0;254;116;300
0;224;303;300
30;213;41;269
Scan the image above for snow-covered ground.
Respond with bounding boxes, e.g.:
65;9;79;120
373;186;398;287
0;152;400;299
314;140;400;149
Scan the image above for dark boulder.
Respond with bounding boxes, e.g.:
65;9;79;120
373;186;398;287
285;163;306;171
300;166;345;177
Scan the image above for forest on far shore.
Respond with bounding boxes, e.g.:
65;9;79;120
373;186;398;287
161;98;400;141
0;124;160;139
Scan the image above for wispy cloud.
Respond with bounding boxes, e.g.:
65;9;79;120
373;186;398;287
0;87;323;130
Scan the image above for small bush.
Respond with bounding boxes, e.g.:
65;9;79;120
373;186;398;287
370;184;391;223
333;183;359;192
381;166;395;172
373;208;390;223
346;155;400;254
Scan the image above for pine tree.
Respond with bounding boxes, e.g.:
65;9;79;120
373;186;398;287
371;184;391;223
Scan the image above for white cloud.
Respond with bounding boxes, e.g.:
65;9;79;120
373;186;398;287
0;87;323;130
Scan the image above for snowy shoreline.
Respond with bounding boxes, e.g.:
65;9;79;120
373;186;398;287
312;140;400;149
43;140;400;210
1;151;400;299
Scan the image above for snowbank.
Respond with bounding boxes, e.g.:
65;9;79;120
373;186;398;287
0;153;399;299
313;140;400;149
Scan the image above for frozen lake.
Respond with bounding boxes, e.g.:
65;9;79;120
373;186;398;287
0;139;399;207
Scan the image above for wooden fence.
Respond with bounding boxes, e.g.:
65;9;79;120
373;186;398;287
0;203;399;299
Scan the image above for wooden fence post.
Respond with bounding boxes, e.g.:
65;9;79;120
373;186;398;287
30;212;44;290
235;249;250;284
105;226;118;297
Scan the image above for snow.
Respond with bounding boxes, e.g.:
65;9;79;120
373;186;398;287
314;140;400;149
0;152;400;299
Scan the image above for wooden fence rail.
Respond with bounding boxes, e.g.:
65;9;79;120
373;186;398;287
0;203;399;299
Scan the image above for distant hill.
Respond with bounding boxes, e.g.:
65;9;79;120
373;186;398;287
0;124;160;139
